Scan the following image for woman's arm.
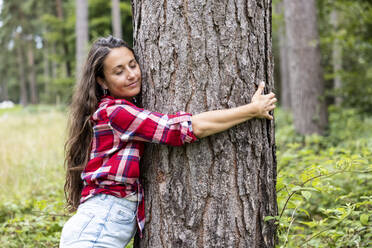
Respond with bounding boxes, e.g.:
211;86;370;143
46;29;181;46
191;82;277;138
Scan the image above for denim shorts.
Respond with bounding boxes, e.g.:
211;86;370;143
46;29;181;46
59;194;137;248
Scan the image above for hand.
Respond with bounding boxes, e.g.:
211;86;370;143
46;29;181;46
251;81;277;120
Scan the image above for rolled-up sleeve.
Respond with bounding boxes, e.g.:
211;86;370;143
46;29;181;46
107;104;197;146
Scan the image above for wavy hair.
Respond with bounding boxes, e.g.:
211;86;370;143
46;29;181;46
64;36;136;212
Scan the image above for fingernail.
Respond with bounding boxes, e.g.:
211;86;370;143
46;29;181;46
260;81;265;87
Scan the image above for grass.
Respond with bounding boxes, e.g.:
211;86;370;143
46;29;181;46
0;105;66;202
0;106;67;247
0;105;135;247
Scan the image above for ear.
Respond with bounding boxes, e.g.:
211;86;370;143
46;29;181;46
97;77;107;89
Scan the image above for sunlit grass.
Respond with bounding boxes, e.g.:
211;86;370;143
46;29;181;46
0;106;66;202
0;106;137;247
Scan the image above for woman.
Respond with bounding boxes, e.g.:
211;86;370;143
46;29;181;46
60;36;276;247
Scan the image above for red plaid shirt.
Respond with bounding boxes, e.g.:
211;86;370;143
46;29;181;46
80;95;197;237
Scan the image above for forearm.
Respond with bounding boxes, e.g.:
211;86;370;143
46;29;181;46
191;103;258;138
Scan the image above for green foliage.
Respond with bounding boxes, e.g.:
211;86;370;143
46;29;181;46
273;107;372;247
1;106;371;247
318;0;372;115
0;194;66;247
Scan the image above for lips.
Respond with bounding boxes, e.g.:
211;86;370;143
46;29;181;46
127;81;138;87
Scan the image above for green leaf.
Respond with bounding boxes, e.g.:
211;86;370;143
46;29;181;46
360;214;369;226
301;191;312;201
264;216;279;221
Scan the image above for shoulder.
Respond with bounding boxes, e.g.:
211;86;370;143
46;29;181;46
92;96;137;121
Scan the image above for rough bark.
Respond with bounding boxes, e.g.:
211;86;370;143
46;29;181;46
75;0;88;80
112;0;123;39
27;39;38;104
132;0;277;247
330;10;342;106
283;0;328;135
276;2;290;109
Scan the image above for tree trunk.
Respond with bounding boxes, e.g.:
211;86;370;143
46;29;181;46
51;43;58;79
27;39;38;104
56;0;72;77
283;0;328;135
43;39;51;101
0;80;9;101
16;35;28;106
330;9;342;106
276;2;290;110
132;0;277;247
75;0;88;80
112;0;122;39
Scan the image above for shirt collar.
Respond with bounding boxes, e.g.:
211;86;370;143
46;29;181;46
99;95;137;107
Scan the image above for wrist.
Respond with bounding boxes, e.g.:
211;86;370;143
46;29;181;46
242;102;259;119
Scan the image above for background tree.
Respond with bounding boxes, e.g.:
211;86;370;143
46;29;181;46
330;9;342;106
15;34;28;106
75;0;88;79
111;0;122;39
26;37;38;104
132;0;277;247
275;1;290;110
56;0;72;77
283;0;328;135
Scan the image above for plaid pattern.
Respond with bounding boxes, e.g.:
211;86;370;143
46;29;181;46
80;95;197;238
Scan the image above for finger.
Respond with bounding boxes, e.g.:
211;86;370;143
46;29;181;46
265;113;273;120
267;92;276;99
270;98;277;104
255;81;265;96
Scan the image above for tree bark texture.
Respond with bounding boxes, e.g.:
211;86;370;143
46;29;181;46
275;2;290;110
75;0;88;80
132;0;277;247
283;0;328;135
112;0;123;39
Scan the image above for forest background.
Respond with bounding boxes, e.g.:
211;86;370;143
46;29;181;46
0;0;371;247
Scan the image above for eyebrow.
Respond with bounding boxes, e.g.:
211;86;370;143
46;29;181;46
112;59;136;72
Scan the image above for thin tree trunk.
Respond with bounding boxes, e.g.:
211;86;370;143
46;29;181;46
56;0;72;77
112;0;122;39
16;36;28;106
133;0;277;247
75;0;88;80
43;39;50;100
283;0;328;135
276;1;290;109
27;39;38;104
0;80;9;101
51;43;57;79
331;10;342;106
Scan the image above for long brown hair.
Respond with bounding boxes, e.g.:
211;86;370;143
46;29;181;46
64;36;136;212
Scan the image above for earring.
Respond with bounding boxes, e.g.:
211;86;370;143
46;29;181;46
103;88;108;95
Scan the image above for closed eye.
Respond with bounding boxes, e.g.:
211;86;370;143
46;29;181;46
129;62;137;69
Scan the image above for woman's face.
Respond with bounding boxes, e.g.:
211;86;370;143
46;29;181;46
98;47;141;100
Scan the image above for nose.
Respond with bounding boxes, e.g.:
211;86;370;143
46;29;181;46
127;69;136;80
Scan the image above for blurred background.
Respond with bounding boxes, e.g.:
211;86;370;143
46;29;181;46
0;0;371;247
